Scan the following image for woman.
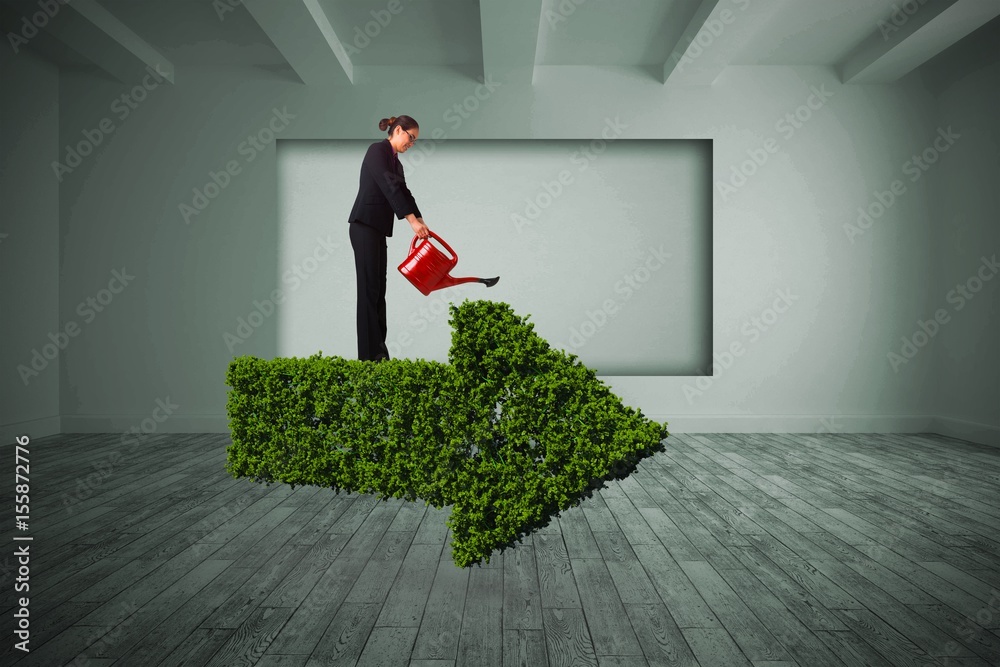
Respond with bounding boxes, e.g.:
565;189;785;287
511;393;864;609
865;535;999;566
348;115;430;362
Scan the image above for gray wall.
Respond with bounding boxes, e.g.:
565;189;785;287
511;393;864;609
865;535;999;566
1;47;60;437
1;28;996;444
923;21;1000;447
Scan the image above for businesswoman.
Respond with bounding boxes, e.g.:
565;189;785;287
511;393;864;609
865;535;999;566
348;115;430;362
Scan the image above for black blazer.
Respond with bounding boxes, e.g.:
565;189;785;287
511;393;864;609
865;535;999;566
347;138;421;237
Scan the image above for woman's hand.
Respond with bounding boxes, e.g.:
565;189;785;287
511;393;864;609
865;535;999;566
411;218;430;240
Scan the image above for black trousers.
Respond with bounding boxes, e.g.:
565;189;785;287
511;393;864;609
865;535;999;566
350;221;390;361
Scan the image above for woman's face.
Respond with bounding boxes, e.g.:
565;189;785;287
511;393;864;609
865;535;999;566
393;125;419;152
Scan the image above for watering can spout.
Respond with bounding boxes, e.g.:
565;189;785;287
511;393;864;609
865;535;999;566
397;231;500;296
435;274;500;292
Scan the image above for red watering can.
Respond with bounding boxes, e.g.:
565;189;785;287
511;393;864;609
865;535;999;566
397;230;499;296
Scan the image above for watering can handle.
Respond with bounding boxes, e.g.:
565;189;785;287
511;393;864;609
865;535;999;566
409;230;457;262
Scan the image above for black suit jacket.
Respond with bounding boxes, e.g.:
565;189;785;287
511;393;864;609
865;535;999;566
347;138;421;237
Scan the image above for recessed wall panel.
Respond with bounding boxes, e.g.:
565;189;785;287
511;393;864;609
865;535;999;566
277;139;711;375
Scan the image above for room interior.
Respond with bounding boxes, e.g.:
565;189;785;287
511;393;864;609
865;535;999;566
1;0;998;665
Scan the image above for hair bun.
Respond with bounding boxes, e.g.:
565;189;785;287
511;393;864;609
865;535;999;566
388;116;397;124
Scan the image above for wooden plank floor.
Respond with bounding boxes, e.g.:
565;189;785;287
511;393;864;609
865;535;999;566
2;431;999;666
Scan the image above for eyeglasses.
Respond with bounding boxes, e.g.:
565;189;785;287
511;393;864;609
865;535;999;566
403;129;417;144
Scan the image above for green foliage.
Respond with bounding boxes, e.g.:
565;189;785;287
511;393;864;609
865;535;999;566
226;299;669;567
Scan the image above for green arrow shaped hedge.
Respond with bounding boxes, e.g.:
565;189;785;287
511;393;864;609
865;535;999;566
225;299;669;567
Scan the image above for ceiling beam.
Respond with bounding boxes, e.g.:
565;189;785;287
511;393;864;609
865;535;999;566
662;0;723;85
840;0;1000;84
35;0;174;84
241;0;352;86
479;0;540;86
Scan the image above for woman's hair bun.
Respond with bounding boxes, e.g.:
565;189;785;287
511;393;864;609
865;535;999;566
379;115;412;135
